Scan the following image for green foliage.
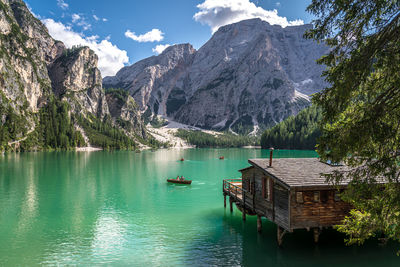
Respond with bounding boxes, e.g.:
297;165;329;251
306;0;400;247
260;105;322;150
175;129;258;148
76;114;137;150
105;87;129;103
150;116;168;128
38;98;85;149
62;45;85;58
0;98;85;152
0;103;29;151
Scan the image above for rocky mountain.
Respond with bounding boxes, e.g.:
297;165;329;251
104;44;196;114
0;0;147;151
48;46;109;118
104;18;328;134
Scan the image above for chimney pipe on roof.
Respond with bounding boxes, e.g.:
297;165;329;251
269;148;274;167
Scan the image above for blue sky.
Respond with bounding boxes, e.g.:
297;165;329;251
26;0;313;76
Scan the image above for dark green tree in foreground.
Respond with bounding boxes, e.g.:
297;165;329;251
306;1;400;247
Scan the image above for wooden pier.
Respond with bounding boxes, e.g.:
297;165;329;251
223;157;354;246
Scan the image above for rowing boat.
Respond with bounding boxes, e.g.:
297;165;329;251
167;178;192;185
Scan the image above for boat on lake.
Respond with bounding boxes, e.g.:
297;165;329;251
167;178;192;185
219;156;224;160
180;158;185;161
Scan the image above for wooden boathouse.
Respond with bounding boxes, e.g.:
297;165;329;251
222;153;352;245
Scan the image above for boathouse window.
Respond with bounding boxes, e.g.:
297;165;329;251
296;192;303;203
313;191;320;202
320;191;328;203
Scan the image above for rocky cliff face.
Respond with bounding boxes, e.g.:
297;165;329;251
0;0;58;118
105;90;147;139
103;43;196;115
0;0;146;150
104;19;328;134
48;46;109;118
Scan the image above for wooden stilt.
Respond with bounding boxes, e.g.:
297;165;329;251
313;228;320;243
242;209;246;221
229;197;233;212
224;194;226;208
277;226;286;246
257;215;262;232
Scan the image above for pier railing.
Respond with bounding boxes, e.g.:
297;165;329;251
223;178;244;201
223;178;255;211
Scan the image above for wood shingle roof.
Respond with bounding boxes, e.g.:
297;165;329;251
248;158;350;189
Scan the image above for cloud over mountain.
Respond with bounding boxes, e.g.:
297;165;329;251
43;19;129;76
194;0;303;32
152;44;171;54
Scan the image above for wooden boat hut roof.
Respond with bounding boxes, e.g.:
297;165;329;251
246;158;351;190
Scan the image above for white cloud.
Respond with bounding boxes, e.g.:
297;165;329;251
57;0;69;10
93;15;108;22
152;44;171;55
71;14;91;31
72;13;80;23
194;0;304;32
125;29;164;43
42;19;129;76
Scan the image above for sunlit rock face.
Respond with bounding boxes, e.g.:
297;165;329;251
105;92;147;139
48;47;109;118
103;43;196;116
104;18;328;134
0;0;146;143
0;0;61;117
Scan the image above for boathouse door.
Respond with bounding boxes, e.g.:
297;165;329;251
273;184;290;230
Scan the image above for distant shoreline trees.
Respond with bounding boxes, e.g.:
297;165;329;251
260;105;321;150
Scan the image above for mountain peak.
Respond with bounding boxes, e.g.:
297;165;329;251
103;18;328;134
161;43;196;55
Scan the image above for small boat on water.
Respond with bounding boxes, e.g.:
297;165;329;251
219;156;224;160
167;178;192;185
180;158;185;161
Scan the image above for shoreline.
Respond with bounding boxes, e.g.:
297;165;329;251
75;146;103;152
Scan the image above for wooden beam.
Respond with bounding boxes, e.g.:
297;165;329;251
277;226;286;246
224;194;226;208
313;228;320;243
242;209;246;221
257;215;262;232
229;197;233;213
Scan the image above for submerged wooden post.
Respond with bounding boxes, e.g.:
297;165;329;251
229;197;233;212
257;215;262;232
242;209;246;221
313;228;320;243
277;226;286;246
224;194;226;208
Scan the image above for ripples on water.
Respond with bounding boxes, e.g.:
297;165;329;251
0;149;399;266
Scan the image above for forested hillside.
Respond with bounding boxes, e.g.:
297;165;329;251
260;105;321;150
175;129;258;148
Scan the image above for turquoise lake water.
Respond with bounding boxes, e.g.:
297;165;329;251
0;149;399;266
